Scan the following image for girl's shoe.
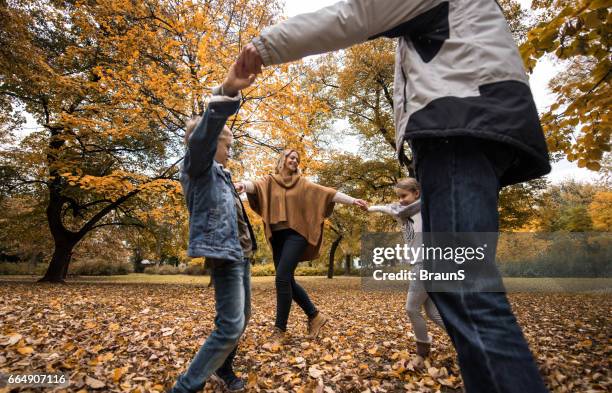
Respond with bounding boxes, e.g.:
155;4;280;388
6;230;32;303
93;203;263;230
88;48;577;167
416;340;431;358
307;312;329;338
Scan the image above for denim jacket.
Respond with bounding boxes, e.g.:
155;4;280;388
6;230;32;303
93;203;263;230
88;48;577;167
180;95;257;262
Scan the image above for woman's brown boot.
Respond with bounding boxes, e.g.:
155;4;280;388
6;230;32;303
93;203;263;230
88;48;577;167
307;312;329;338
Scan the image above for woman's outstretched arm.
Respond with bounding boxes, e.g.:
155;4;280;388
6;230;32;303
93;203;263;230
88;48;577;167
234;180;255;194
333;191;368;210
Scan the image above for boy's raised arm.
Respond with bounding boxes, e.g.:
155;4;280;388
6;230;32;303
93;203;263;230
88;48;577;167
184;63;256;178
185;94;240;178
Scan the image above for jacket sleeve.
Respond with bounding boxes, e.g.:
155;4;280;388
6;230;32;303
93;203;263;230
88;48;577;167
332;191;356;205
368;204;398;217
395;200;421;221
243;180;255;193
252;0;441;65
184;93;241;178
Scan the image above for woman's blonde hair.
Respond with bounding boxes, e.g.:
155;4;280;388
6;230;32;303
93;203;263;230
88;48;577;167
275;149;301;174
395;177;420;193
184;116;232;145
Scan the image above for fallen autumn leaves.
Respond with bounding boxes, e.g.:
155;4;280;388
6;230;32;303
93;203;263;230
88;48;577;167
0;277;610;392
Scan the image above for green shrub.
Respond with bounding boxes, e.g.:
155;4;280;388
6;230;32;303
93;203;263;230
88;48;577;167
295;265;327;276
251;263;348;276
69;258;133;276
143;264;181;275
184;264;208;275
0;262;48;275
498;233;612;277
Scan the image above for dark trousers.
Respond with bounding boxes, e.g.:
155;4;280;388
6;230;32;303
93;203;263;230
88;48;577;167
271;229;318;331
412;136;548;393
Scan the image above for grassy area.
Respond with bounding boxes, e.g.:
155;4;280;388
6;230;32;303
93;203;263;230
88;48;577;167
1;273;610;293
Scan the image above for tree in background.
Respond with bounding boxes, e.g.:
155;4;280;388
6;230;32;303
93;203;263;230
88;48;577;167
0;0;323;282
499;178;549;231
588;190;612;231
536;179;608;231
314;153;401;276
520;0;611;171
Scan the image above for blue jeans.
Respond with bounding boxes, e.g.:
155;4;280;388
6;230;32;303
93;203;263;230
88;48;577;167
412;136;548;393
170;257;251;393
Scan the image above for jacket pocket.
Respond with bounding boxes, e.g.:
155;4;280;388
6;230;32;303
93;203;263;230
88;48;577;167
201;207;217;236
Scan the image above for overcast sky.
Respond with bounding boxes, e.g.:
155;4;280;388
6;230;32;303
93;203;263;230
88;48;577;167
284;0;600;184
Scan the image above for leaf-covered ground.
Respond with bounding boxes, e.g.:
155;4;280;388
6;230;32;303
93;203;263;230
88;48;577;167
0;277;610;393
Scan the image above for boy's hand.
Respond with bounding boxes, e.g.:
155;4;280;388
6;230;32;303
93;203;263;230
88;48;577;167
353;199;369;211
221;62;256;97
237;43;263;78
234;182;246;193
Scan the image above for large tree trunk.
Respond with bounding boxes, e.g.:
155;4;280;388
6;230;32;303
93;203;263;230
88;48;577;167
327;235;343;279
39;132;142;283
38;239;77;283
39;170;81;283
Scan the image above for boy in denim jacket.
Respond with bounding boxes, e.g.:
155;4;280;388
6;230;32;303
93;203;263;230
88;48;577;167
169;63;257;393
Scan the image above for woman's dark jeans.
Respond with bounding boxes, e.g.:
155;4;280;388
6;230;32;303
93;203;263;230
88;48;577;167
271;229;318;331
412;136;548;393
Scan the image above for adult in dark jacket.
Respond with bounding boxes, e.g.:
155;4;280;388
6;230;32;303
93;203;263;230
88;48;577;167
236;1;550;392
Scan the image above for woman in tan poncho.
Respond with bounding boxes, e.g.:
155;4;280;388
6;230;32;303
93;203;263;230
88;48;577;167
235;149;367;343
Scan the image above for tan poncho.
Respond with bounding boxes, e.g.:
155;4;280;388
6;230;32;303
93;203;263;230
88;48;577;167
247;174;337;261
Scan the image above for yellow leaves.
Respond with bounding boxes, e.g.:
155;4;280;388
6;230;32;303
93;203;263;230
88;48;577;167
112;367;127;382
245;372;258;390
589;0;612;9
583;9;605;28
2;277;611;391
1;333;35;356
97;352;115;363
90;344;103;354
586;161;601;171
84;321;97;329
367;345;380;356
536;28;559;52
588;191;612;231
262;341;281;352
17;346;34;355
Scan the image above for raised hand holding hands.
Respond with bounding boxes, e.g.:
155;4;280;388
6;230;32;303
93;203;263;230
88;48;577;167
221;61;257;97
236;43;263;79
353;199;369;211
234;182;246;193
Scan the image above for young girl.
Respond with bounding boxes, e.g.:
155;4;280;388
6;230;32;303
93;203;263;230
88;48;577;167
368;178;445;359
